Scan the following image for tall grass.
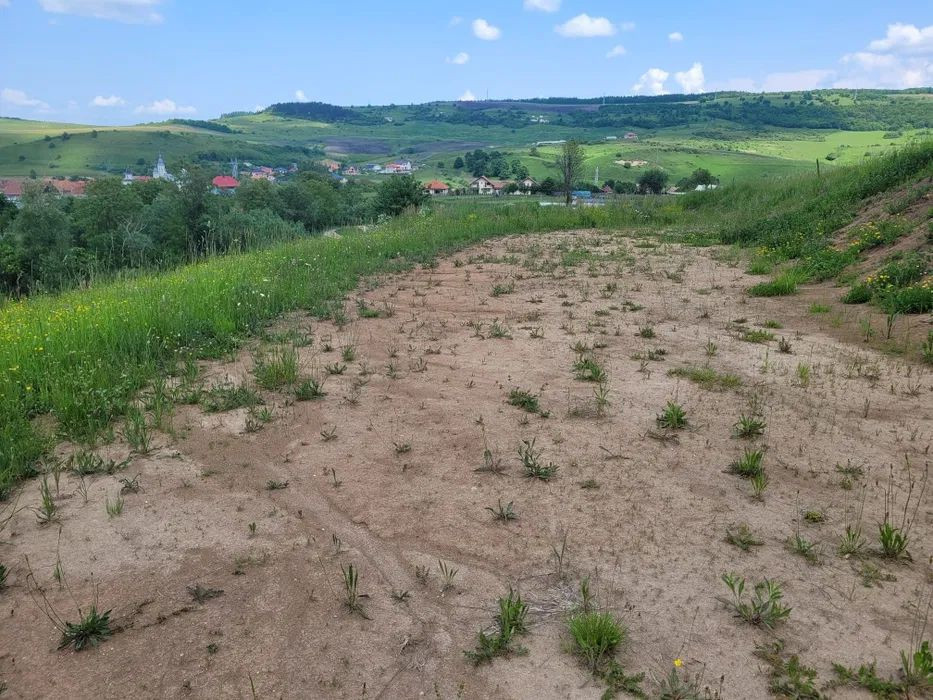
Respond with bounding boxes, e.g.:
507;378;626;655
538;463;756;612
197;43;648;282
0;200;676;492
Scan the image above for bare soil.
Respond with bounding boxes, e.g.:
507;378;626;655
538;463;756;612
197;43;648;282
1;230;930;699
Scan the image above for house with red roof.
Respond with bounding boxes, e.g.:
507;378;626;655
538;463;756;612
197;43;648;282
469;176;508;195
423;180;450;195
0;179;24;203
212;175;239;191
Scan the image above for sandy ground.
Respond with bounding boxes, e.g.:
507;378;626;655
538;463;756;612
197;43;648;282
0;229;930;699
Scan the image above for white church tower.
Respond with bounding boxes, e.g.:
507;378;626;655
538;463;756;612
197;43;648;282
153;153;168;179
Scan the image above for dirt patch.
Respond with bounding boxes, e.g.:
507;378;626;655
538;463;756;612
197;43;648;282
1;231;930;698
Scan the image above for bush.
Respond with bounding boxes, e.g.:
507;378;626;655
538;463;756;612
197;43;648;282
842;282;871;304
374;175;427;216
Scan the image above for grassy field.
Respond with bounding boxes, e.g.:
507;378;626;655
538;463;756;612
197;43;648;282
1;89;929;181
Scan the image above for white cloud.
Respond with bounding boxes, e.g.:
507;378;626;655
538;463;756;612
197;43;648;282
446;52;470;65
632;68;669;95
1;88;50;110
90;94;125;107
295;89;308;102
761;69;835;92
134;98;196;115
472;18;501;40
523;0;560;12
668;31;684;42
38;0;164;24
868;23;933;54
555;14;615;38
606;45;627;59
458;89;477;102
674;62;705;92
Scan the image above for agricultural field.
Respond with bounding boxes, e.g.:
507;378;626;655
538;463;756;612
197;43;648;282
0;224;930;698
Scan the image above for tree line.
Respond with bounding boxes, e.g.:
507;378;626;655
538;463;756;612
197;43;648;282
0;170;427;296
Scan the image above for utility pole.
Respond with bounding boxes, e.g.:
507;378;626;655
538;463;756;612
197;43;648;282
594;165;599;186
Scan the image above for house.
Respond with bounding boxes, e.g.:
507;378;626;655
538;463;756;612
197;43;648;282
383;160;413;174
0;179;23;203
343;166;360;176
321;159;342;173
47;179;88;197
624;132;638;140
250;171;275;182
212;175;239;191
600;185;615;195
518;177;537;191
122;171;153;185
424;180;450;195
469;176;508;194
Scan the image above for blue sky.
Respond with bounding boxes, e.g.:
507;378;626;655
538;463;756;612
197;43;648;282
1;0;931;125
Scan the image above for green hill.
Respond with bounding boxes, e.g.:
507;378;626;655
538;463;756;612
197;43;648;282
1;89;930;181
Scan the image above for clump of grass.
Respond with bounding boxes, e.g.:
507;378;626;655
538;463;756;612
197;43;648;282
568;610;625;672
573;355;608;382
733;413;765;438
253;345;300;390
726;523;764;552
748;271;800;297
491;281;515;297
507;388;542;414
58;606;113;651
719;573;790;629
486;499;517;522
741;329;776;344
201;380;262;413
292;376;326;400
518;438;558;481
465;588;528;665
668;366;741;391
105;493;124;518
656;401;687;430
341;564;369;618
750;471;769;501
637;325;656;339
730;448;764;478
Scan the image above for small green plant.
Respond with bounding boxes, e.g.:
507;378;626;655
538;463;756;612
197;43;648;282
704;339;718;357
491;280;515;297
253;345;300;390
265;479;288;490
756;641;825;699
656;401;687;430
741;329;775;344
507;388;541;414
293;376;326;400
489;319;512;338
341;564;368;617
464;588;529;665
58;606;113;651
750;471;769;501
778;337;793;354
569;610;625;672
105;493;124;518
809;303;830;314
730;448;764;478
35;476;57;525
121;406;152;454
0;562;7;589
726;523;764;552
637;325;656;339
719;573;791;629
519;438;558;481
201;380;262;413
733;414;765;438
573;355;608;382
486;499;517;522
921;330;933;365
437;560;458;593
878;460;925;560
325;362;346;375
668;366;740;391
796;363;811;387
341;345;356;362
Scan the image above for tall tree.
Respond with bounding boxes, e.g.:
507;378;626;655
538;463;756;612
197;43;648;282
555;141;584;205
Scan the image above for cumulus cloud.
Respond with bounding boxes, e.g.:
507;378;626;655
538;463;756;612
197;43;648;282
458;89;477;102
472;18;501;40
295;89;308;101
632;68;669;95
446;52;470;65
523;0;560;11
90;94;125;107
606;45;627;59
674;62;705;92
555;14;615;38
38;0;164;24
868;22;933;53
1;88;50;110
668;31;683;42
134;98;195;115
